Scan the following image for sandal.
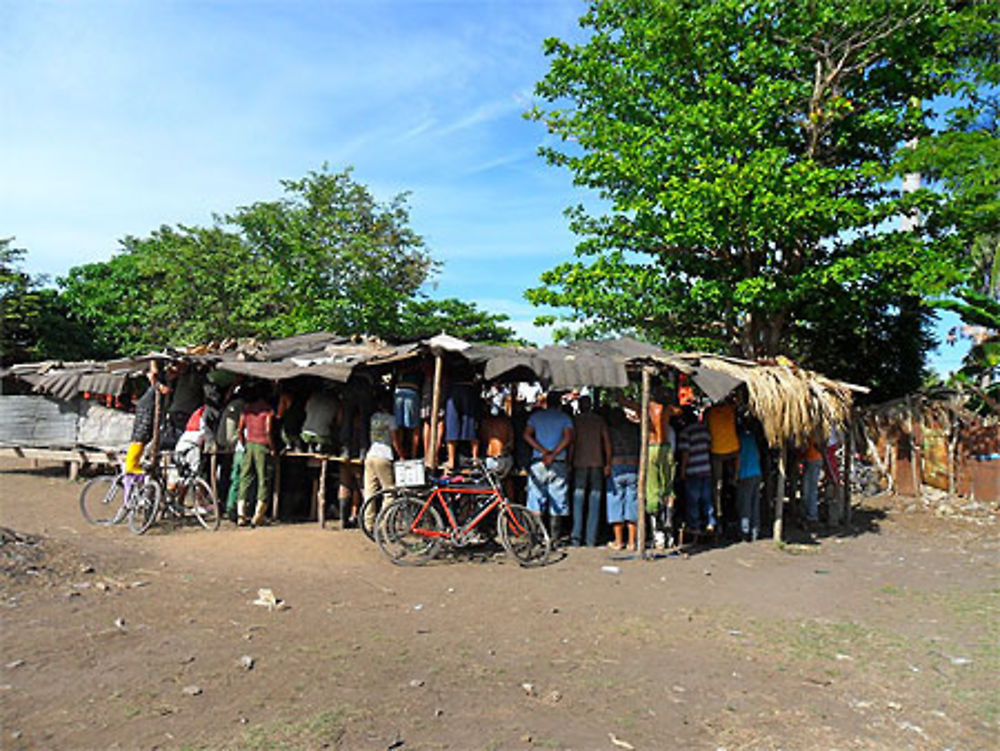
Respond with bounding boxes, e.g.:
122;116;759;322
606;541;624;550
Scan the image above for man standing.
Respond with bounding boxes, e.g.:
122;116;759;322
523;391;574;545
706;398;740;530
236;385;275;527
606;403;640;551
570;395;611;547
677;407;714;534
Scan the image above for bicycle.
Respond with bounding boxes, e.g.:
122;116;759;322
157;457;220;531
358;485;425;541
374;460;551;567
79;463;163;534
79;453;218;533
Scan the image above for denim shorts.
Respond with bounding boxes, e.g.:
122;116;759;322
527;460;569;516
607;464;638;523
394;387;421;429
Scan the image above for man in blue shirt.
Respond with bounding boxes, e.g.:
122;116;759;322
523;391;574;545
736;421;762;542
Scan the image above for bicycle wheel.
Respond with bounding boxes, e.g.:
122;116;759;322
79;474;127;526
375;496;443;566
128;479;162;535
360;487;420;541
497;503;551;567
185;478;220;531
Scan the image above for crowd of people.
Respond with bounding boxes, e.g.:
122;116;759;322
123;360;838;544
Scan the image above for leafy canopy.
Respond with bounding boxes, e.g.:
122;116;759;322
527;0;998;398
52;166;517;356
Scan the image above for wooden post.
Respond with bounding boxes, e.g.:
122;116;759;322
906;396;920;498
947;416;958;497
151;381;163;456
428;353;444;470
209;450;218;502
636;367;652;557
844;418;854;526
773;447;786;542
318;457;328;528
270;455;281;522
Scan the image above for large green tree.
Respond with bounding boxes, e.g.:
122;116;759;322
52;166;518;356
527;0;998;397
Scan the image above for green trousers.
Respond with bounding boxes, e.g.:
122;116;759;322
238;443;271;511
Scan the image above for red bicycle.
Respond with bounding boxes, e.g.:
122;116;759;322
374;460;551;567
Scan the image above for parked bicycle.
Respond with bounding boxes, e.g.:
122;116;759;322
79;463;163;534
79;453;219;533
373;460;550;567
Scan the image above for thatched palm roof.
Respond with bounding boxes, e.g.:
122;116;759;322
673;355;862;448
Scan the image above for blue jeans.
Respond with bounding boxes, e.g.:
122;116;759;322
736;476;761;538
607;464;638;523
802;459;821;522
685;475;714;531
571;466;603;546
527;460;569;516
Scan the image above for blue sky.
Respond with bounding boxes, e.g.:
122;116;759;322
1;0;968;374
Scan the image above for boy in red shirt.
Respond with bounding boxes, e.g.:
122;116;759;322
236;386;275;527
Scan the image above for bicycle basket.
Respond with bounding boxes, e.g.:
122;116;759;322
393;459;426;487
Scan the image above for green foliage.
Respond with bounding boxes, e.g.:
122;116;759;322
49;166;519;357
396;297;522;344
527;0;999;398
16;166;520;361
224;167;434;338
1;237;95;365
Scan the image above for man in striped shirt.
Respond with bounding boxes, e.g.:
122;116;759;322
677;407;714;534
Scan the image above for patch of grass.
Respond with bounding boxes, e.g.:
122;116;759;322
878;584;903;595
240;707;352;751
123;704;141;718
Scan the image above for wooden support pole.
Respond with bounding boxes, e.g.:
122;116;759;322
271;456;281;522
209;450;218;502
636;367;652;556
428;353;444;471
318;457;328;528
844;418;854;526
773;448;786;542
906;395;920;498
947;417;958;497
151;383;163;456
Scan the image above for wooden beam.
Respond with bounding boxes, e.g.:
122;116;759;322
906;395;920;498
636;367;652;556
844;417;854;526
318;457;328;528
271;455;281;522
773;448;786;542
428;354;443;470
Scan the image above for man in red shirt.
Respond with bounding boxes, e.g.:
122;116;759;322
236;385;276;527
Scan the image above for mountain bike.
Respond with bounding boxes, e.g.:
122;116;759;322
374;460;550;567
79;453;218;533
79;465;163;534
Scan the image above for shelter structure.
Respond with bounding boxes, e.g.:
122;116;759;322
2;333;867;544
858;389;999;503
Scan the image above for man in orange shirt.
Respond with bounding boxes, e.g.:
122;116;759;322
706;398;740;529
801;440;823;530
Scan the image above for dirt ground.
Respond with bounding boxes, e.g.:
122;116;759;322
0;458;997;751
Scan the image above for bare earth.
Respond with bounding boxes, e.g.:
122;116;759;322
1;458;997;751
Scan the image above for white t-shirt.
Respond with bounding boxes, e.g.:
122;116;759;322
366;411;397;461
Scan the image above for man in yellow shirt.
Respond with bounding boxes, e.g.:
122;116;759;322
706;398;740;529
